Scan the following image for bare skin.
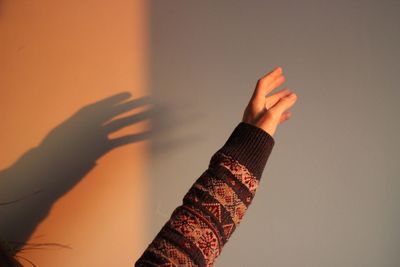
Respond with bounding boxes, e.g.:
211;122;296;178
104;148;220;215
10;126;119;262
242;66;298;137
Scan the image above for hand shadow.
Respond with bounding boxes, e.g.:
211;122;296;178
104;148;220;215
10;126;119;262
0;92;154;252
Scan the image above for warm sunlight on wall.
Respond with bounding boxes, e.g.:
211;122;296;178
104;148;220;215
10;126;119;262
0;0;149;266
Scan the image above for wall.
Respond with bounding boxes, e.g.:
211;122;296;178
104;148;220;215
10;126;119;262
0;0;149;266
148;1;400;266
1;0;400;266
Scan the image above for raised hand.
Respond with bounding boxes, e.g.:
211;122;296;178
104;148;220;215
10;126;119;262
242;67;298;137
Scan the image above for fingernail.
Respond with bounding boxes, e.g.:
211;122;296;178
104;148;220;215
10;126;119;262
288;93;296;99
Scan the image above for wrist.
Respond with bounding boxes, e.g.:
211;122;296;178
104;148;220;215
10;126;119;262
215;122;275;179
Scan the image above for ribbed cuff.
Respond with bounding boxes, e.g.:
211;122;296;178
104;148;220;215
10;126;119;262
216;122;275;179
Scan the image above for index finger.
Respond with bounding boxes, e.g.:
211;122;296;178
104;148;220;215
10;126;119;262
249;66;284;107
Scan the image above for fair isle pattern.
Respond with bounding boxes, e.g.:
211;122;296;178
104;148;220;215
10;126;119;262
183;186;237;243
168;206;222;265
194;175;248;225
147;238;197;267
135;122;275;267
136;152;259;267
217;152;260;194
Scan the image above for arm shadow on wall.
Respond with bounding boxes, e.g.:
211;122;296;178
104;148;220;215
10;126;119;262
0;91;155;252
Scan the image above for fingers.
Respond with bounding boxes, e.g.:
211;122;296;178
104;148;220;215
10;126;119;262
279;111;292;124
245;67;297;137
265;87;291;109
104;108;153;133
109;130;151;148
103;95;153;121
269;92;297;117
90;92;132;108
258;67;283;91
250;67;284;107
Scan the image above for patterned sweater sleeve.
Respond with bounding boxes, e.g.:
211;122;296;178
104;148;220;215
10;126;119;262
135;122;275;267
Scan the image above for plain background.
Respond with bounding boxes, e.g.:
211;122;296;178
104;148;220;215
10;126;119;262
0;0;399;266
148;1;400;266
1;0;150;266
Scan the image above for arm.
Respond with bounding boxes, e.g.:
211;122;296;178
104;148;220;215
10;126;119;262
136;67;297;266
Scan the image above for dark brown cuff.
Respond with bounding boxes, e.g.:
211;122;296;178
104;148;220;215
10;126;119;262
215;122;275;179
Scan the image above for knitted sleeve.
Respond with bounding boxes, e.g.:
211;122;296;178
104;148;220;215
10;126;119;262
135;122;275;267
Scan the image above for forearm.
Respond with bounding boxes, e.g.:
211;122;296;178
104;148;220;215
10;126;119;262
135;122;275;266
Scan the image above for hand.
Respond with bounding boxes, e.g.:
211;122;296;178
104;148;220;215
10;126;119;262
242;67;297;137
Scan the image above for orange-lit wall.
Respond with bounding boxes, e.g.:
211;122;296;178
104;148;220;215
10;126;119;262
0;0;149;266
